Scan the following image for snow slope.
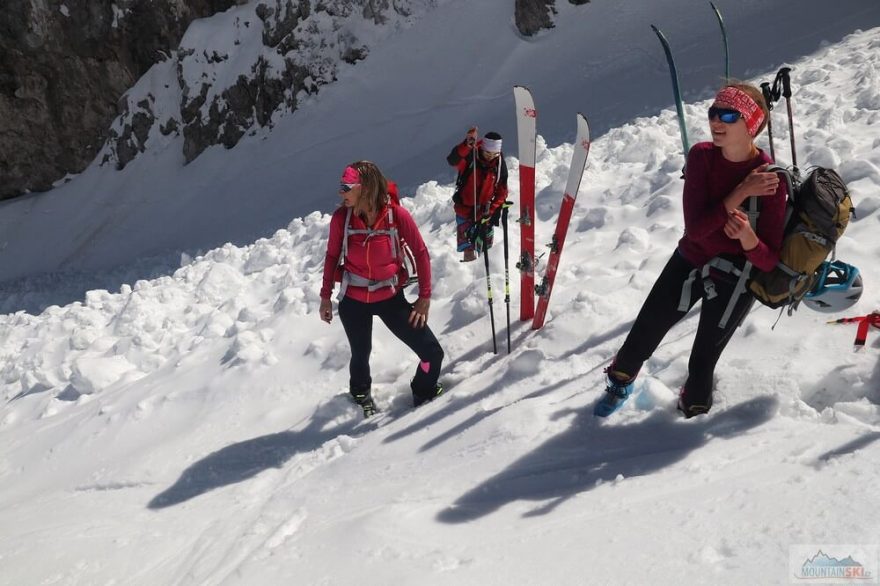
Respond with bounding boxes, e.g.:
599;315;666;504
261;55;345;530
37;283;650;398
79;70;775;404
2;25;880;585
1;0;879;312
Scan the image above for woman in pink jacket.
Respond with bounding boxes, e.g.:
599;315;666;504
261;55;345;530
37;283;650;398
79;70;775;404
320;161;444;417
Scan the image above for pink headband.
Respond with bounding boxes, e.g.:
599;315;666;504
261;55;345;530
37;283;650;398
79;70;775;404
341;165;360;184
713;86;765;137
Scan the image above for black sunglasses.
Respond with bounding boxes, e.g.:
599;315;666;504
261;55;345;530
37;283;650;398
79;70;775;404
708;106;742;123
339;183;358;193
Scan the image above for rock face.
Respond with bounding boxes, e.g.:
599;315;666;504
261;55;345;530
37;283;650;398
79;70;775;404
0;0;245;200
1;0;590;200
515;0;590;37
100;0;437;171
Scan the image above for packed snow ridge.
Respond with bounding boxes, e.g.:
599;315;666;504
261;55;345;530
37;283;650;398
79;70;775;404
2;28;880;427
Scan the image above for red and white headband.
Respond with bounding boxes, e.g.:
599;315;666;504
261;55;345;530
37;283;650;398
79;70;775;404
714;86;765;137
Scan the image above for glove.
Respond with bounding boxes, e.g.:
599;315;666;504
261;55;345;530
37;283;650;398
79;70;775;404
467;217;492;253
465;126;478;147
482;210;501;227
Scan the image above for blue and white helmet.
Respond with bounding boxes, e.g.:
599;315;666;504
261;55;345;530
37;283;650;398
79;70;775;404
803;260;863;313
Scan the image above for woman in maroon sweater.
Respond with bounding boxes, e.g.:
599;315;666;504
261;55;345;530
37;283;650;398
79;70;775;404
595;83;786;418
319;161;444;416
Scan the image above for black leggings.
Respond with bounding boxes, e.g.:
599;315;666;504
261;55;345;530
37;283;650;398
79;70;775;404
338;291;444;398
613;250;754;405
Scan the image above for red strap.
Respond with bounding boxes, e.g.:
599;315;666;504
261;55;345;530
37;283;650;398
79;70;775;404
855;319;870;347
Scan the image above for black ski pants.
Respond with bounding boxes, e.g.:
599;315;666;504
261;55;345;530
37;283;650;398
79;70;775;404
338;290;444;400
613;250;754;408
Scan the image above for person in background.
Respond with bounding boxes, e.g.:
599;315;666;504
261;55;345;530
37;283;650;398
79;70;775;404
595;82;787;418
319;161;444;417
447;128;509;262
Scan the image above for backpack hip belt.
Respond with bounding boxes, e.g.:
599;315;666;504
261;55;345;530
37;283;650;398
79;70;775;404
337;271;400;301
677;196;759;329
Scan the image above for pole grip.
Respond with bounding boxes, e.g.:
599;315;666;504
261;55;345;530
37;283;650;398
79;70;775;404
760;82;774;111
779;67;792;98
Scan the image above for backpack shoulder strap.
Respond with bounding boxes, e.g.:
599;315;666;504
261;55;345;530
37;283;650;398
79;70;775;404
455;154;476;192
746;195;759;231
341;207;353;261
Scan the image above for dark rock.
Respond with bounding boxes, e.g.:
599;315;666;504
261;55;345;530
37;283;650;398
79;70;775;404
160;118;180;135
0;0;243;200
2;0;592;200
515;0;556;37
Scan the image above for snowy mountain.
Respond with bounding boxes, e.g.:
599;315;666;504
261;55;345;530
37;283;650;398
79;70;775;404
2;0;879;304
2;11;880;582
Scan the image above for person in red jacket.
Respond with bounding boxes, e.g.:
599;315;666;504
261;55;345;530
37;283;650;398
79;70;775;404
319;161;444;417
447;128;509;262
595;82;787;418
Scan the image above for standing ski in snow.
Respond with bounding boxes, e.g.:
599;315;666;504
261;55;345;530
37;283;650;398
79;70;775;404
596;83;787;418
447;129;509;262
319;161;445;416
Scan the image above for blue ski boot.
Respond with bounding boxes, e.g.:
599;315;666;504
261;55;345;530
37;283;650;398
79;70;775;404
593;371;635;417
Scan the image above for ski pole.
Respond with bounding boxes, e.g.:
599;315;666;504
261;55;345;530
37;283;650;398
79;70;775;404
501;201;513;353
473;133;479;230
778;67;798;172
481;220;498;354
761;81;776;162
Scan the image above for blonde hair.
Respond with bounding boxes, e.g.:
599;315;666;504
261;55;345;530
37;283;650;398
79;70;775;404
349;160;388;214
722;80;770;136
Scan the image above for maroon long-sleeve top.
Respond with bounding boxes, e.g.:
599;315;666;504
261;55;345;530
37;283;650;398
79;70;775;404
677;142;786;272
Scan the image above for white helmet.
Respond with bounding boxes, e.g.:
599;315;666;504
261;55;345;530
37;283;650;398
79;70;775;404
803;261;863;313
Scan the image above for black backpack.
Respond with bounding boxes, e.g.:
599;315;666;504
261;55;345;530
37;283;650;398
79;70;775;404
748;166;854;309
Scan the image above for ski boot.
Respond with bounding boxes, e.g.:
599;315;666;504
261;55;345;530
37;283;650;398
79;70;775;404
413;383;444;408
351;392;378;418
593;370;635;417
676;388;711;419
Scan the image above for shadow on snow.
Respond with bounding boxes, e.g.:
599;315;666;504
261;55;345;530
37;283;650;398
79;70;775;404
436;395;778;524
147;397;355;509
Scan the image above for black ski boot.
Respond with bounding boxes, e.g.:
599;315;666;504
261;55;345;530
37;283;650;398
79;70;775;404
413;383;444;408
351;392;378;418
677;387;711;419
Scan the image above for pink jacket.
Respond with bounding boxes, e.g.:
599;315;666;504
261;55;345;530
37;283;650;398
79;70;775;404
320;202;432;303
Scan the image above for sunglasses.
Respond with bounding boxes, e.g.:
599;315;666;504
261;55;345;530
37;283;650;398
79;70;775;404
481;149;501;159
707;106;742;123
339;183;359;193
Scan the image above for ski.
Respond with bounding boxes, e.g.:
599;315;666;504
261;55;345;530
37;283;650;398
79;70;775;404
532;114;590;330
513;86;537;322
651;24;690;160
709;2;730;82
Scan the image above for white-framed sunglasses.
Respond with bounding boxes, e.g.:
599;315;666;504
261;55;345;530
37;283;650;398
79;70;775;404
339;183;359;193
